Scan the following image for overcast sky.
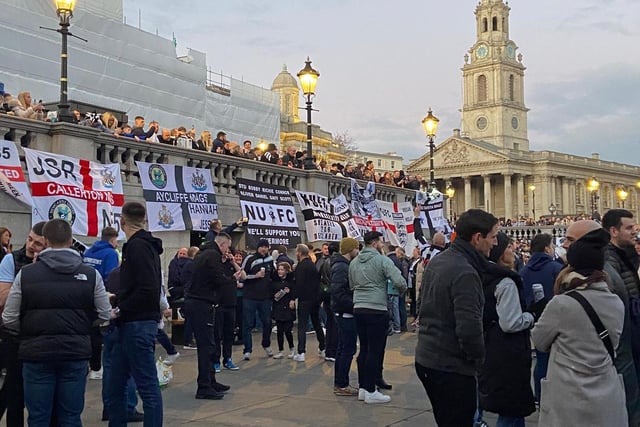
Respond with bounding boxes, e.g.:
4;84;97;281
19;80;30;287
123;0;640;165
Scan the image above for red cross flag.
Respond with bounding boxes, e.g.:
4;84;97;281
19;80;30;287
24;148;124;237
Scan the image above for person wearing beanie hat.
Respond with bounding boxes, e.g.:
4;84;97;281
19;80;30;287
477;231;536;425
330;237;360;396
532;224;626;427
257;239;270;249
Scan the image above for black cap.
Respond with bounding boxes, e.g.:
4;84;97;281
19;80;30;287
567;228;610;276
363;231;383;245
257;239;270;248
489;232;511;263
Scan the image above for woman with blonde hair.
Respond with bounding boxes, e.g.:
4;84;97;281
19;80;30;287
13;91;43;119
194;131;211;151
101;112;119;133
531;228;627;427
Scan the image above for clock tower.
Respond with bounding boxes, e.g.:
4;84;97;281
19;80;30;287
461;0;529;151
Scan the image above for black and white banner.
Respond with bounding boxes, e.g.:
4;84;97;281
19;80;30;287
416;191;451;236
295;191;361;242
350;178;384;237
237;178;301;248
137;162;218;232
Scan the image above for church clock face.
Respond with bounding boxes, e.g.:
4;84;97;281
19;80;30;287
476;45;488;59
511;116;519;130
476;116;488;130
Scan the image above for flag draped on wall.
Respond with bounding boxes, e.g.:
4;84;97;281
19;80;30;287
0;139;34;208
23;148;123;236
136;162;218;232
295;191;361;242
236;178;301;248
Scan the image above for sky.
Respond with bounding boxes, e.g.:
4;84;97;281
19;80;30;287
122;0;640;165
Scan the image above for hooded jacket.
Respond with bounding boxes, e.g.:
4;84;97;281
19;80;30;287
2;248;111;361
118;229;163;323
519;252;563;305
330;254;353;315
83;240;119;283
348;247;406;312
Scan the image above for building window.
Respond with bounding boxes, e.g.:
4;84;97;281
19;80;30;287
391;161;395;169
576;184;583;205
509;75;515;101
502;17;505;32
377;159;382;167
482;18;488;32
492;16;498;31
477;75;487;102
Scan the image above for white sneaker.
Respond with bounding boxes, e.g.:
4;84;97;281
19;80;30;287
358;388;366;401
164;352;180;365
89;368;103;380
243;352;251;360
288;349;296;359
273;351;284;359
318;349;326;358
263;347;273;357
293;353;306;362
364;390;391;404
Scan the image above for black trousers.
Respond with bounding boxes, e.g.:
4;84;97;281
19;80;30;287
296;299;325;354
213;306;235;364
89;326;103;371
415;362;477;427
0;337;24;427
320;291;337;358
184;299;217;394
275;320;294;351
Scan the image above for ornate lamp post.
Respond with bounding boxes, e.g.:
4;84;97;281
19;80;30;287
54;0;77;123
617;187;628;209
528;184;536;219
445;183;455;219
421;108;440;191
587;177;600;216
297;57;320;170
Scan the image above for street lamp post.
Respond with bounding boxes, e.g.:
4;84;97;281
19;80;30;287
445;183;455;219
421;108;440;191
528;184;536;220
54;0;77;123
549;203;557;216
617;187;628;209
587;177;600;217
297;57;320;171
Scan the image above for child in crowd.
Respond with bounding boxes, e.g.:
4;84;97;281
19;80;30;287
271;262;296;359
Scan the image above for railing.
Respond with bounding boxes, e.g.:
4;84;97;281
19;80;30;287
502;226;567;241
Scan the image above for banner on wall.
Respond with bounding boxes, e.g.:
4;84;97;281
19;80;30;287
237;178;301;248
23;148;123;236
0;140;33;207
295;191;361;242
136;162;218;232
416;191;450;236
349;178;384;237
377;200;416;253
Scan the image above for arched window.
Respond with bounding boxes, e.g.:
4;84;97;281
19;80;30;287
492;16;498;31
576;183;583;205
477;75;487;102
509;75;515;101
483;18;488;32
603;186;611;209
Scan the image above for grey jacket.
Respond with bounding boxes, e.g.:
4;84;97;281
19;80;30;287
349;247;406;312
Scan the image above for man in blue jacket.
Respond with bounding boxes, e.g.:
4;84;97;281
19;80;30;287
519;232;563;405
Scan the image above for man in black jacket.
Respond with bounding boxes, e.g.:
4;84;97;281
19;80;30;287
415;209;498;427
330;238;360;396
185;233;239;400
2;219;111;426
292;244;326;362
107;202;164;426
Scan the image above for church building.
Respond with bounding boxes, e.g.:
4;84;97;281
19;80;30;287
407;0;640;221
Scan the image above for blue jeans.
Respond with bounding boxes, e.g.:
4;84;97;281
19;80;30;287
22;360;87;427
107;320;162;427
387;295;400;331
534;350;549;402
102;325;138;415
334;315;357;388
242;298;272;353
355;311;388;392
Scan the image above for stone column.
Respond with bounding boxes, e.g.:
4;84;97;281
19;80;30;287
483;175;492;213
503;173;513;221
561;177;570;215
550;176;557;204
540;175;551;217
464;176;472;211
517;175;525;219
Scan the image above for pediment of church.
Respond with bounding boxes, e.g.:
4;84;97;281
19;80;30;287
407;137;511;172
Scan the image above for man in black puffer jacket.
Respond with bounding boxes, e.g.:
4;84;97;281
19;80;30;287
330;237;360;396
2;219;111;426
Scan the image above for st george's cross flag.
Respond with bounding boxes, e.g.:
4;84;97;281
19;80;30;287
0;139;35;209
23;148;124;236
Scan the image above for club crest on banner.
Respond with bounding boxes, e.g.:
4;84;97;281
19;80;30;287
101;169;116;189
191;170;207;192
48;199;77;225
157;205;175;229
149;164;167;189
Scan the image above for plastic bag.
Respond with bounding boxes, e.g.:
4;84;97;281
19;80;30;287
156;358;173;388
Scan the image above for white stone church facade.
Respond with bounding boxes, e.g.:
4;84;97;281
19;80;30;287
407;0;640;221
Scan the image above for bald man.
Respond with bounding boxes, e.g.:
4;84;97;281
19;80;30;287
565;220;640;426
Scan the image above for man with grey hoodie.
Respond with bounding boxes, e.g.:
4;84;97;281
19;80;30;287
349;231;406;404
